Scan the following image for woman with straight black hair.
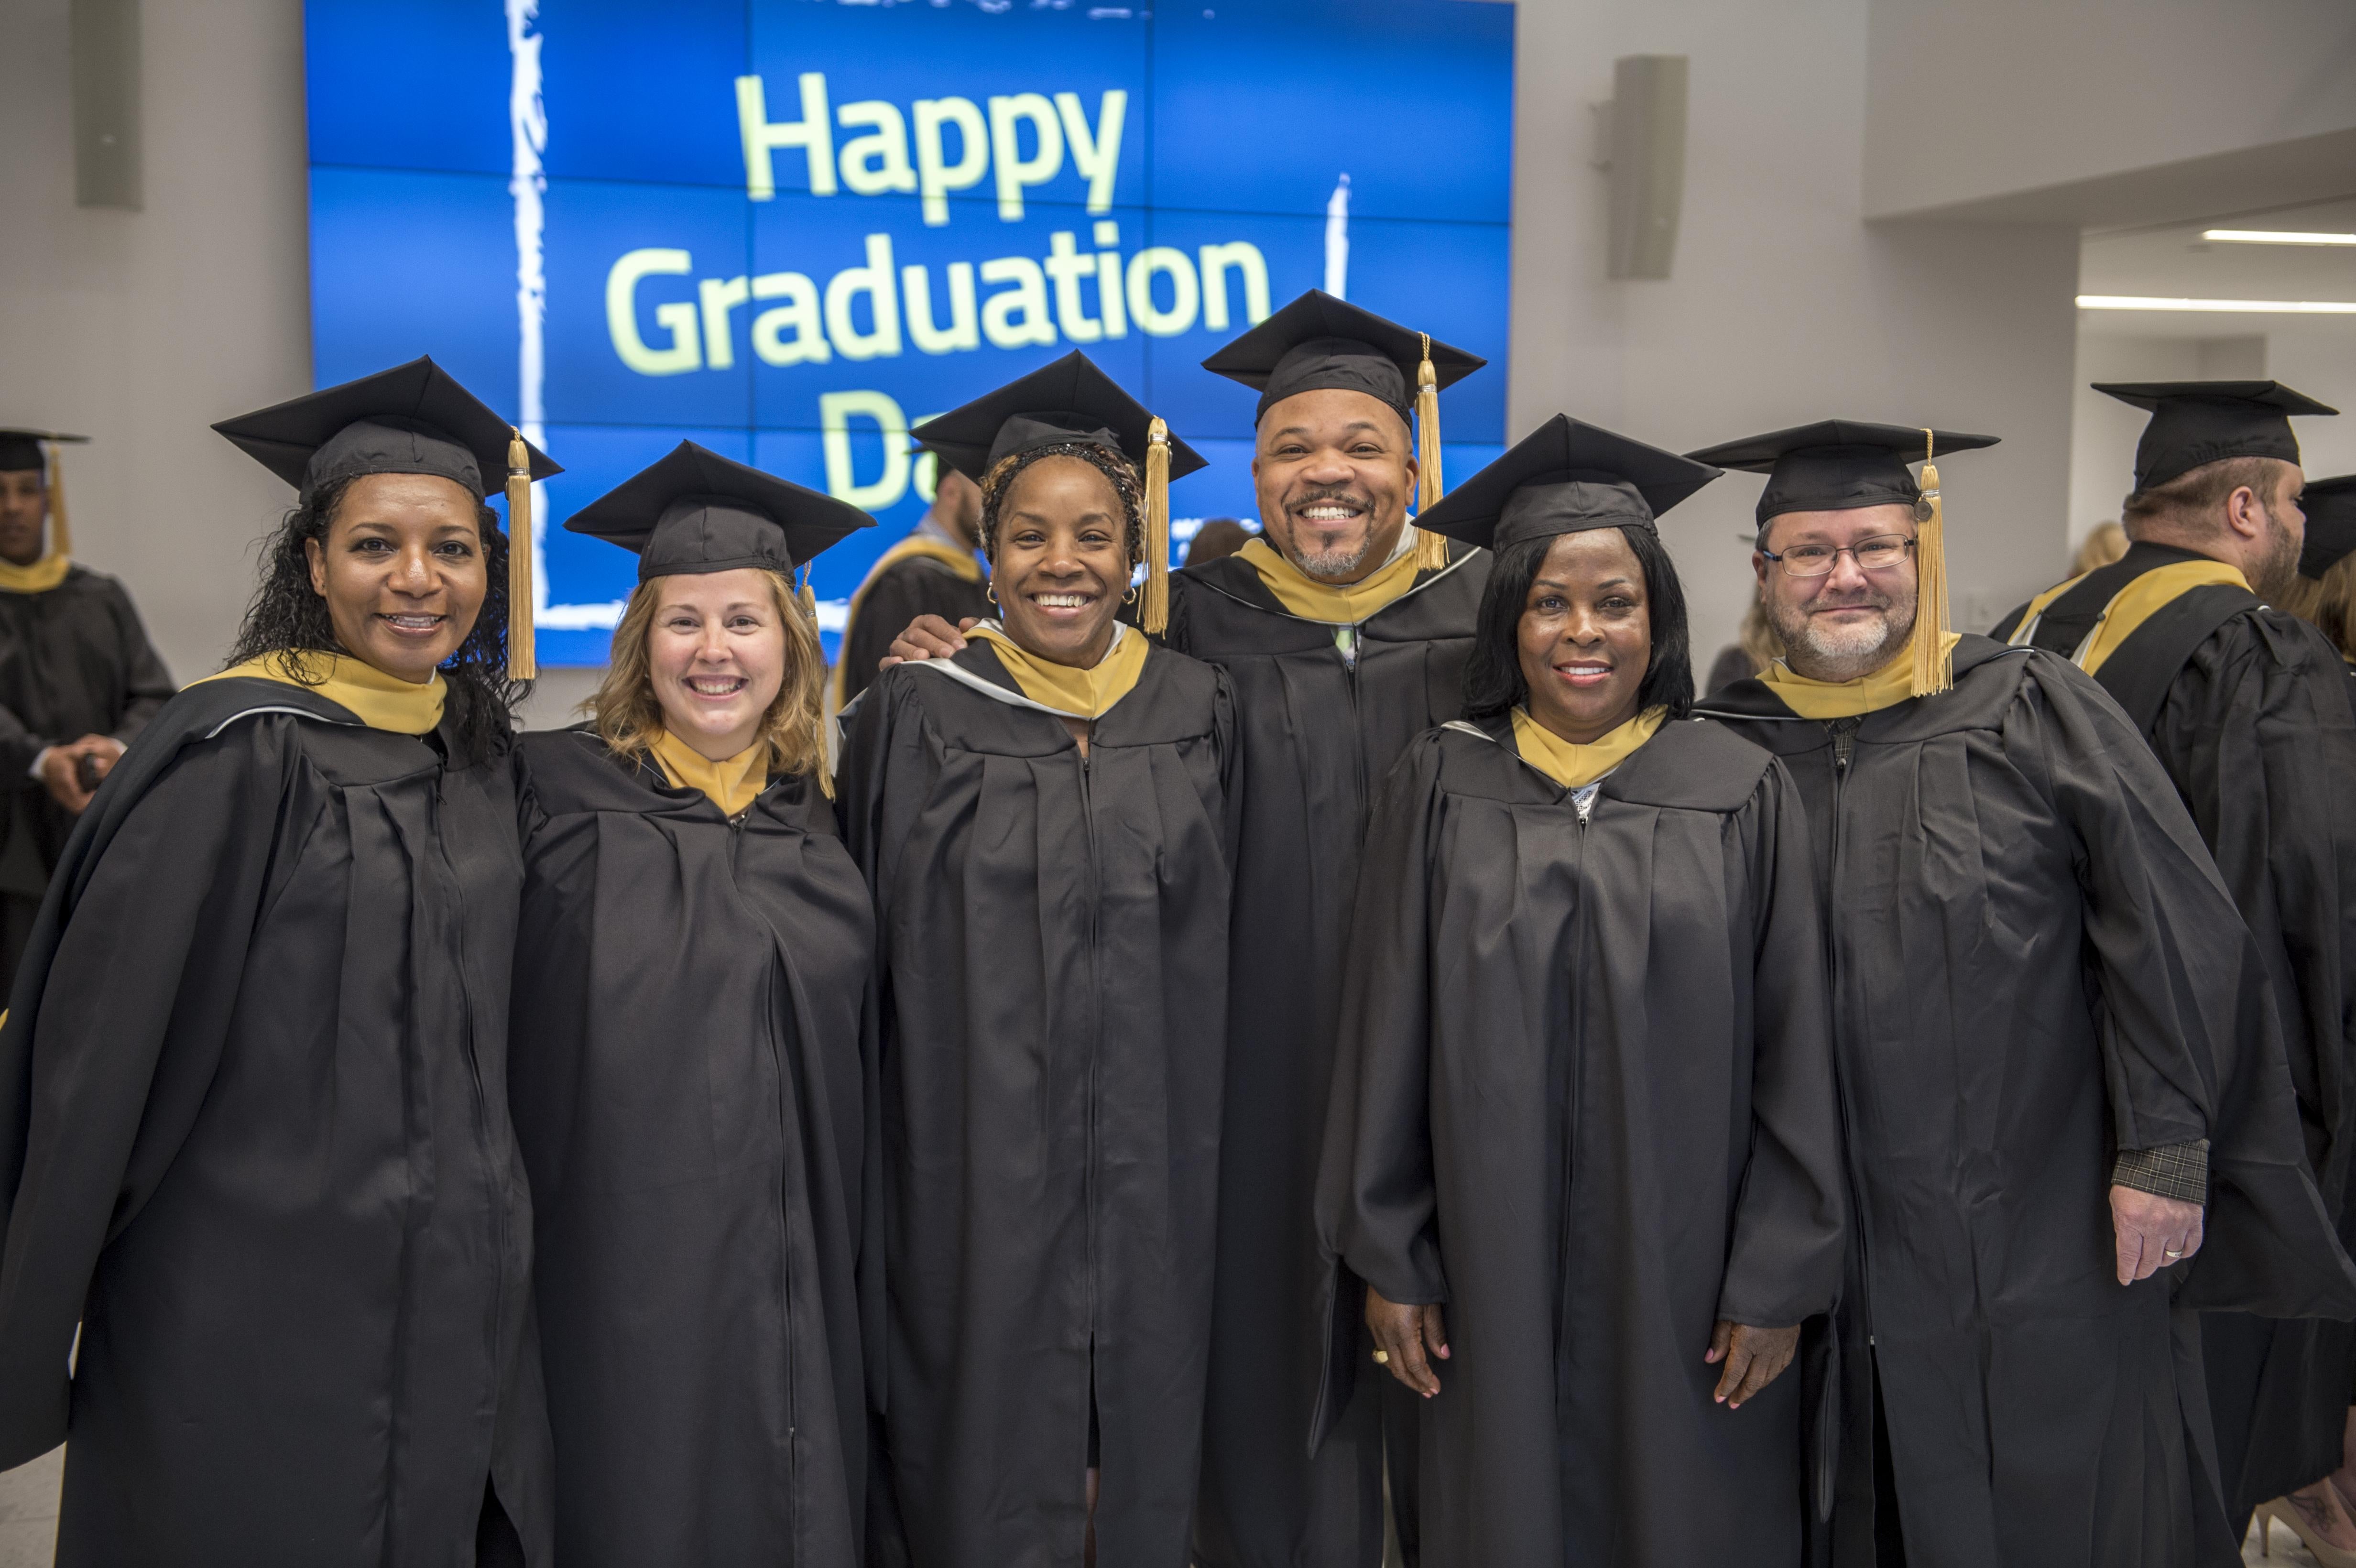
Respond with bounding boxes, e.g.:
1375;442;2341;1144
1314;415;1846;1568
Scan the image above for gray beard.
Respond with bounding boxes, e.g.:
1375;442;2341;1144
1778;604;1913;682
1293;535;1377;580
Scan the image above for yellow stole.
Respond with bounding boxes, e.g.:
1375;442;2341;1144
967;621;1149;719
833;534;988;703
650;729;768;816
2006;559;2249;676
0;553;73;595
1756;632;1964;720
1238;536;1423;625
201;652;443;734
1509;705;1667;789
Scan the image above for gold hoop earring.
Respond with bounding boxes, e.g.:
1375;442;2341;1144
985;585;998;605
1123;584;1139;604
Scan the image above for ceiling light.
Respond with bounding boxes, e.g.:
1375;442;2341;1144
2077;294;2356;314
2199;229;2356;246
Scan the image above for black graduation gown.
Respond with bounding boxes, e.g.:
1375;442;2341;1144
1157;545;1489;1568
0;567;176;990
839;638;1241;1568
1998;554;2356;1524
0;675;549;1566
1316;716;1846;1568
1699;636;2355;1568
838;550;995;707
508;729;877;1568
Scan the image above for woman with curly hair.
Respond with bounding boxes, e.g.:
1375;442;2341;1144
0;358;559;1565
504;441;879;1567
838;352;1241;1568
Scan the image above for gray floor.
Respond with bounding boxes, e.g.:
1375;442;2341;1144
0;1442;2326;1566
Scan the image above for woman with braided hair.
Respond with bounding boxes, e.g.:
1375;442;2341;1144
838;353;1242;1568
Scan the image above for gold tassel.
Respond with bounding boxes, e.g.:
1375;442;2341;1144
1142;416;1171;635
1411;333;1449;571
44;441;72;562
1908;428;1952;697
505;430;537;681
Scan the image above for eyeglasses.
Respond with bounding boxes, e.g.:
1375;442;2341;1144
1759;534;1914;577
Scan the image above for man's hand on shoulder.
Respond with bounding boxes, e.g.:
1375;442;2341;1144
882;615;978;671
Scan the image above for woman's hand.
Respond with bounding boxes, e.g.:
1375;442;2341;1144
1706;1321;1799;1408
1365;1285;1450;1398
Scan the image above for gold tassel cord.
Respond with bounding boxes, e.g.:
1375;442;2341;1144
1908;427;1952;697
1412;333;1449;572
505;430;537;682
1142;416;1171;635
44;442;72;562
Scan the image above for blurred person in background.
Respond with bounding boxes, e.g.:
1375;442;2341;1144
2277;475;2355;675
834;466;990;708
1706;593;1784;693
1183;517;1253;568
2072;519;2129;576
1996;385;2356;1562
0;431;175;998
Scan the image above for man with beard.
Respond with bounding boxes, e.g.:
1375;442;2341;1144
0;431;174;995
833;465;990;708
1692;420;2353;1567
887;292;1486;1568
1995;384;2356;1557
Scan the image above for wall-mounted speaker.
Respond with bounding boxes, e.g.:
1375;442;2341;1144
72;0;142;211
1602;54;1686;281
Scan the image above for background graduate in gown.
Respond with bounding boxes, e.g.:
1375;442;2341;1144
0;358;557;1565
840;354;1241;1568
888;294;1487;1568
1692;420;2356;1568
508;442;878;1567
0;431;175;994
1317;416;1846;1568
1994;387;2356;1556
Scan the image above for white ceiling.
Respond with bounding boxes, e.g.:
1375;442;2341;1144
2079;194;2356;340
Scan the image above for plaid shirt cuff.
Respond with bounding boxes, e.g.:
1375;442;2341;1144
2112;1139;2209;1205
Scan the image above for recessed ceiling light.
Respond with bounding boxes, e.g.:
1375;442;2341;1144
2077;294;2356;314
2198;229;2356;246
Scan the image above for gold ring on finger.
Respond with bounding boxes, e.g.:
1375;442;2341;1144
1372;1349;1390;1365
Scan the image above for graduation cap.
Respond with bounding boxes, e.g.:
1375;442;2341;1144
0;430;90;561
912;351;1204;634
1413;414;1718;554
2300;474;2356;581
2093;381;2336;493
564;440;873;586
1201;290;1486;571
1687;421;2001;699
214;358;560;680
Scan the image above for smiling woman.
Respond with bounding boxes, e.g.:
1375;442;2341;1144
1317;414;1845;1568
0;359;562;1565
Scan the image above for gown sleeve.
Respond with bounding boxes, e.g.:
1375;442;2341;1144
0;721;299;1464
105;581;178;743
1315;735;1449;1310
1714;757;1846;1328
2019;653;2356;1317
2148;614;2356;1238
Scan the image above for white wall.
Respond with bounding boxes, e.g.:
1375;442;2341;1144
1509;0;2081;658
0;0;311;685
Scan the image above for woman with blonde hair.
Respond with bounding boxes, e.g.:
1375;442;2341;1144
507;442;880;1567
2072;518;2129;577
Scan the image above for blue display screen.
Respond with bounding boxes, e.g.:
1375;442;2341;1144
306;0;1515;663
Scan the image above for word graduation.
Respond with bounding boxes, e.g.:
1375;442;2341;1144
604;70;1277;377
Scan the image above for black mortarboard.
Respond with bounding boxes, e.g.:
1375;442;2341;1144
914;353;1204;634
2093;381;2336;492
1414;414;1719;552
2300;474;2356;581
1684;421;1999;526
1200;290;1484;426
565;441;873;585
212;357;559;501
0;430;87;472
911;350;1207;485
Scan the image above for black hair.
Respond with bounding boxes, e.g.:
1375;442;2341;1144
977;442;1145;570
225;473;521;762
1463;524;1695;722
